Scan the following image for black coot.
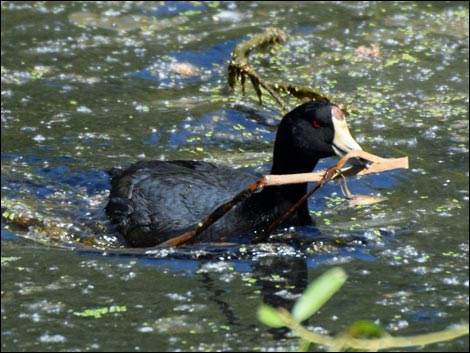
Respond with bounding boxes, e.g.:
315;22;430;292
105;101;364;247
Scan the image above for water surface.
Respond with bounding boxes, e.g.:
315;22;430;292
1;1;468;351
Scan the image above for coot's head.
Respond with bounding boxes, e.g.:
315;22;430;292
271;101;365;174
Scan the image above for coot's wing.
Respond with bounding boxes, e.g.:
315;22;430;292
105;160;258;246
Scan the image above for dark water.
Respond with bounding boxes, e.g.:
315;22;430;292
1;1;468;351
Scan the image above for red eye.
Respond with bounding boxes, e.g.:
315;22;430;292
312;120;321;128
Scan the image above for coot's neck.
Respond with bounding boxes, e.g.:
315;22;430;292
269;157;320;205
267;112;322;211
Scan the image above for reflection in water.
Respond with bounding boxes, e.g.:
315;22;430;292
198;271;239;326
253;255;308;311
253;255;308;338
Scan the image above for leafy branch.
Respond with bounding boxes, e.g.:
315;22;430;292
258;267;469;351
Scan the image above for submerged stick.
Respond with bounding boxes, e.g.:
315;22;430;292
228;28;289;112
228;28;347;113
158;151;408;247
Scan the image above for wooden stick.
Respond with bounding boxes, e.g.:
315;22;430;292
157;151;408;247
254;178;326;243
256;151;408;242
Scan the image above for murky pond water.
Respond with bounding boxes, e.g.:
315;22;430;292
1;1;468;351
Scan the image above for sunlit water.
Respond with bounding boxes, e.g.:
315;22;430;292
1;1;468;351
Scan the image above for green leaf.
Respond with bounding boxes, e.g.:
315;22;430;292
257;304;285;328
344;320;387;339
292;267;347;322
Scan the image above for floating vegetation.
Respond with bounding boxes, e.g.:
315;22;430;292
73;305;127;319
1;256;21;265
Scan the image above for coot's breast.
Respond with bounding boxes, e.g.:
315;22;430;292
105;160;260;247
